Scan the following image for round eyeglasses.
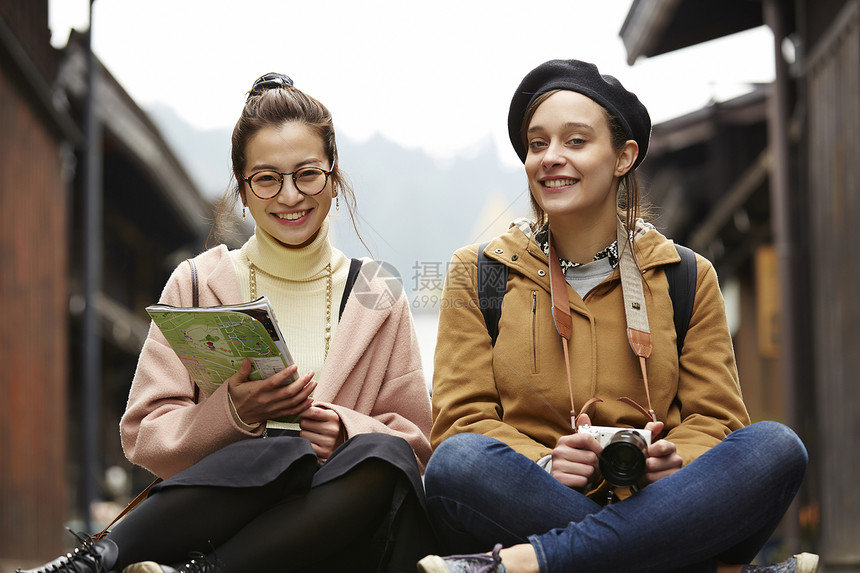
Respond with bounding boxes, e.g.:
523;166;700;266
243;165;333;199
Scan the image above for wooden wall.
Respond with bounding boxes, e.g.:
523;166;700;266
0;64;69;558
806;0;860;566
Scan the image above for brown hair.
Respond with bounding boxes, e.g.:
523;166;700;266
520;89;646;233
210;84;365;249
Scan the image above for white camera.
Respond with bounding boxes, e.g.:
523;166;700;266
578;425;651;487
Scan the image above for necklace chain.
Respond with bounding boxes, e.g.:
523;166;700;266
248;261;333;358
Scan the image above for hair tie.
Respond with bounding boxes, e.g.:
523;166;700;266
247;72;294;99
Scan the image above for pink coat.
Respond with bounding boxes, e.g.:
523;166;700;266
121;245;432;478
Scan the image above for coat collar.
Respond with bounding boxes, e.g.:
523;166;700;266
481;220;683;293
311;260;395;399
193;245;243;305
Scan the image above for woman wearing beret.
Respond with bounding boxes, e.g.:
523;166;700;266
418;60;815;573
18;74;436;573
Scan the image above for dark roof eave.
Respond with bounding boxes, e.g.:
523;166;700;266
647;84;770;157
620;0;765;64
0;16;83;145
57;38;211;237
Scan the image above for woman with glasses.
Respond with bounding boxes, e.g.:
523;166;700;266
19;73;436;573
416;60;814;573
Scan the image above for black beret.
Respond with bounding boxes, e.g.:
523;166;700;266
508;59;651;168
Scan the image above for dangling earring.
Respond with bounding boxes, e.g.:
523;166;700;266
242;207;246;221
336;196;340;211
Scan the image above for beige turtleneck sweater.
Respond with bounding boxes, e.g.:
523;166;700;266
229;219;349;381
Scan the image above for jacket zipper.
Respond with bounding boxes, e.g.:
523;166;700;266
531;290;538;373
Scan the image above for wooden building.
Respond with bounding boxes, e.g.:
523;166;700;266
621;0;859;568
0;0;78;562
0;1;231;566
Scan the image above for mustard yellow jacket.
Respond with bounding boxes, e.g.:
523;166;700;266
431;223;750;470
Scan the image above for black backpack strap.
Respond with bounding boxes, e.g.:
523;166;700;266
339;258;363;321
477;243;508;346
666;244;698;356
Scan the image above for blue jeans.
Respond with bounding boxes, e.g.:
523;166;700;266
424;422;807;573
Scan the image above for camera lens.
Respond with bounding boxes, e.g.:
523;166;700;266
599;430;648;487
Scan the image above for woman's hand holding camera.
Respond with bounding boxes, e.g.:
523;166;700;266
642;420;683;484
550;414;602;488
550;416;683;489
227;359;316;426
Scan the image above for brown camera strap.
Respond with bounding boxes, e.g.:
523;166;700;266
547;218;657;430
92;477;162;541
616;220;657;423
547;231;578;427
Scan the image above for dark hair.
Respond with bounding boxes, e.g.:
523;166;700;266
211;79;365;249
520;89;646;234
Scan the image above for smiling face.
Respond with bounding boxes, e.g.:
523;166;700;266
524;90;637;229
241;121;334;248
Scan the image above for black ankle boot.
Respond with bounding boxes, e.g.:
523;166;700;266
16;532;119;573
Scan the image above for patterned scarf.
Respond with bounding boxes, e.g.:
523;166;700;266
534;224;619;272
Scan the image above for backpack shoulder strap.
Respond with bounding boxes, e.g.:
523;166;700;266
339;258;363;321
475;241;697;353
475;241;698;354
666;244;698;356
477;243;508;346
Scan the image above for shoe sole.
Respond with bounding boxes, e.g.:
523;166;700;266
795;553;819;573
416;555;451;573
122;562;165;573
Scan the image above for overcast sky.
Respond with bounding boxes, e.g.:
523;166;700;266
49;0;775;168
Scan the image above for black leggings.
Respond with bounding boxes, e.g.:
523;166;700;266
109;456;400;572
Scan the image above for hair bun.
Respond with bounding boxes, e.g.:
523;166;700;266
248;72;294;98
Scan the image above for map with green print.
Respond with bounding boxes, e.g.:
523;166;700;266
146;296;297;399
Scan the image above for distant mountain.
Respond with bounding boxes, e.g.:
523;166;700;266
334;134;530;304
145;104;530;306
